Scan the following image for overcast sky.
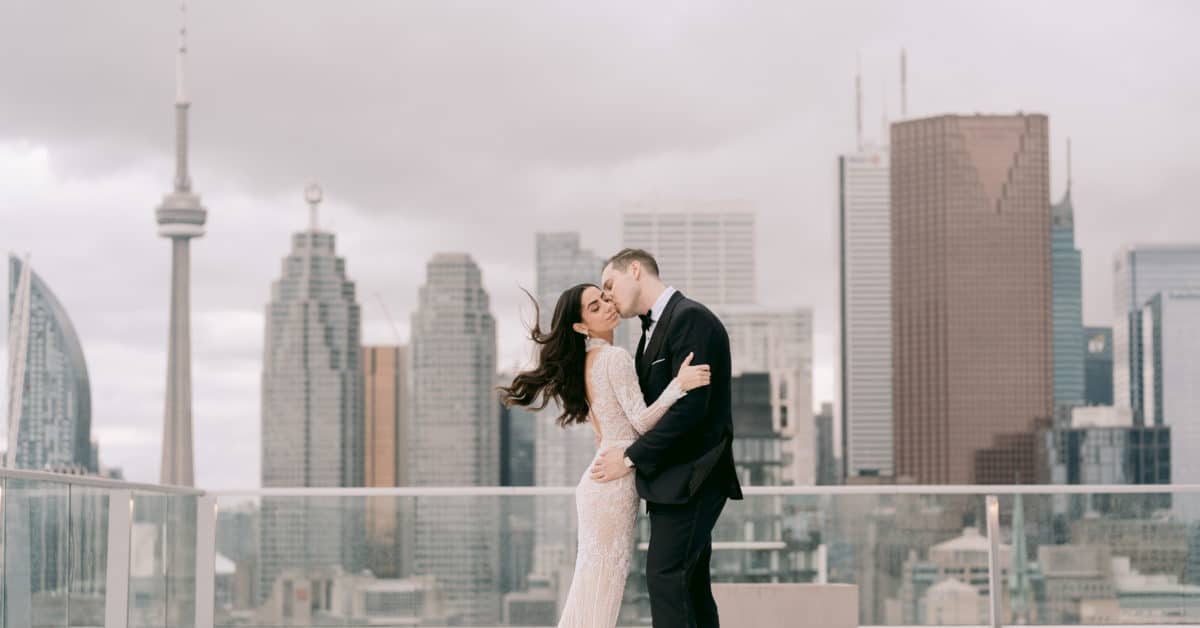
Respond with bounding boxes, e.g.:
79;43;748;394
2;1;1198;488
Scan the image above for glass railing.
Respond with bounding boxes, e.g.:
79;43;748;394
6;472;1200;627
0;469;202;628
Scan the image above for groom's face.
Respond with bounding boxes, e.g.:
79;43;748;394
601;262;641;318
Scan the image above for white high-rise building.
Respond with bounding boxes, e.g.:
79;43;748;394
717;306;814;485
839;147;893;479
618;207;755;354
618;209;817;484
1139;291;1200;519
259;186;365;604
1112;245;1200;422
410;253;501;624
622;207;756;305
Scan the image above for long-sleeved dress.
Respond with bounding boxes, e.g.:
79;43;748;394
556;338;687;628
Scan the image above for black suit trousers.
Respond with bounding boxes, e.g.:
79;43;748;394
645;479;727;628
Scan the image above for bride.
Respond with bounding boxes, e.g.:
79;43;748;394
500;283;710;628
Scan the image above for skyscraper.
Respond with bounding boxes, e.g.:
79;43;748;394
156;5;205;487
497;374;536;595
259;185;364;602
715;306;814;486
1140;292;1200;518
1084;327;1114;406
499;390;536;487
716;306;813;377
409;253;500;624
532;233;604;594
364;345;408;488
363;344;409;579
6;255;93;472
839;146;893;479
892;114;1053;484
621;207;755;305
1111;244;1200;422
1051;142;1084;408
364;345;407;484
618;208;758;352
533;233;603;491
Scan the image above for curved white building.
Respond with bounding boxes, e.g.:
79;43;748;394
6;254;93;471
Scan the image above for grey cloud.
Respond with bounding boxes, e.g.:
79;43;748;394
3;0;1200;485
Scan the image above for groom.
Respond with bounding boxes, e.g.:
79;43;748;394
592;248;743;628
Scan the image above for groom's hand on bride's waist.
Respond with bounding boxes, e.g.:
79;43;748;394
590;447;633;483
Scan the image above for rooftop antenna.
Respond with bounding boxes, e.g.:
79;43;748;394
1066;137;1073;195
855;52;863;151
373;292;404;346
900;48;908;118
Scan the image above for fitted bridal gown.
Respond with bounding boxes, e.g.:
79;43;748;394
557;337;688;628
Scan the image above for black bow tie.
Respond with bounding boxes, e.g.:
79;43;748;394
639;313;654;332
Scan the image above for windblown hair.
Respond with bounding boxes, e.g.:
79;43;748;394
498;284;594;427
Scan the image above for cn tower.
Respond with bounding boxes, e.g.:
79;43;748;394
156;1;204;487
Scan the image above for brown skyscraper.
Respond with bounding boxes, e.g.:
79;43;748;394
362;345;409;577
891;114;1052;484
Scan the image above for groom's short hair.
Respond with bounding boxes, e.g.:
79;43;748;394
606;248;660;277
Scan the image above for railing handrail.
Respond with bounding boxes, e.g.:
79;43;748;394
6;466;1197;498
0;467;205;496
207;483;1200;498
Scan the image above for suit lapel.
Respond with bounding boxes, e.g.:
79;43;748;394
638;291;685;384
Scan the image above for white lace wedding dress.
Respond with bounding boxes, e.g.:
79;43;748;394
557;337;688;628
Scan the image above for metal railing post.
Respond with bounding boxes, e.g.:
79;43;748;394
985;494;1002;628
104;489;133;628
193;495;217;628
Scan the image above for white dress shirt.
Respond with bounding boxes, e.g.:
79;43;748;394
627;286;678;470
644;286;677;344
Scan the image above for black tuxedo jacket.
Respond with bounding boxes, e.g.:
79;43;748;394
625;291;743;505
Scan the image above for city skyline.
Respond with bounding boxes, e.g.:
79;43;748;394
3;1;1200;488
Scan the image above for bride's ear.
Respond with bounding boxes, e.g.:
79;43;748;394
572;323;588;336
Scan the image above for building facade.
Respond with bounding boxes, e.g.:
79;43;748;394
7;255;93;472
259;192;365;602
363;345;409;579
839;147;894;479
1111;245;1200;422
1084;327;1114;406
409;253;501;624
892;114;1053;484
1051;182;1085;408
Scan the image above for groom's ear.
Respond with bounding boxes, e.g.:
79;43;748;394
630;261;641;280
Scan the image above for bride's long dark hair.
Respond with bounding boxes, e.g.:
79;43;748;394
499;283;594;427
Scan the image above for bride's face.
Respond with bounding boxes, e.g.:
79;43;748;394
578;286;619;335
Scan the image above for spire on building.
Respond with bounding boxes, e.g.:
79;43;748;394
176;1;188;105
900;48;908;119
1052;137;1074;226
855;52;863;152
880;77;889;146
305;183;322;232
1066;137;1073;195
171;0;193;195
